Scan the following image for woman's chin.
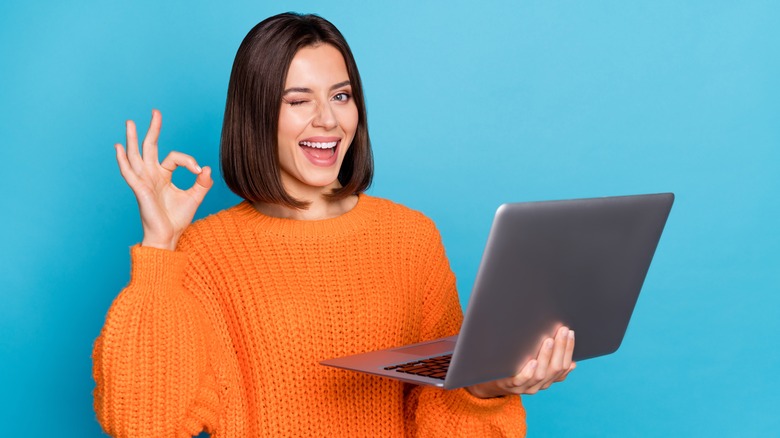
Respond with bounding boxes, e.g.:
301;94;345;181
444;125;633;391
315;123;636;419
292;177;341;194
281;165;344;196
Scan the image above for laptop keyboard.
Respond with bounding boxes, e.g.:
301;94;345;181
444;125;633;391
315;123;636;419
383;354;452;380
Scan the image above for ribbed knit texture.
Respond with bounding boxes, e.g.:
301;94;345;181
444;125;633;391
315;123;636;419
93;195;526;437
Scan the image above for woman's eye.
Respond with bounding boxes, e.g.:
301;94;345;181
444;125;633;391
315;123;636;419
333;92;351;102
288;100;307;106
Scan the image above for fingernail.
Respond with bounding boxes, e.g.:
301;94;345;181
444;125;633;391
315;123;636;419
195;165;202;173
569;330;575;340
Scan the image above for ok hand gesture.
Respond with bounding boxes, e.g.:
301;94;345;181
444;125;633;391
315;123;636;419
115;110;213;250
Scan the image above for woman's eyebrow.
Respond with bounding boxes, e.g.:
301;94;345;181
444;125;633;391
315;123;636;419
283;87;312;95
330;80;351;90
283;81;351;95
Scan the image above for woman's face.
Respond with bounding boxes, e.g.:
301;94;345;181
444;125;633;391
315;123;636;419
277;43;358;198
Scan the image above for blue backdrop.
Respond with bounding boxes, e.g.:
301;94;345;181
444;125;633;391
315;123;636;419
1;1;777;436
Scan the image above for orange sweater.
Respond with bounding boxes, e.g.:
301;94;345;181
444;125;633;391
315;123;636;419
93;195;526;437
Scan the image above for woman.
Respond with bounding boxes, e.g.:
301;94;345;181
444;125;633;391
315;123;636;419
93;13;575;438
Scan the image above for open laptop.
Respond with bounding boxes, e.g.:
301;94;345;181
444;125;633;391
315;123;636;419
321;193;674;389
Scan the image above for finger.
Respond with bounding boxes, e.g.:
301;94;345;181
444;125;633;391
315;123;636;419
115;144;140;186
533;338;555;384
543;359;576;390
548;327;570;380
160;151;202;174
561;329;575;372
186;165;214;204
142;109;161;164
125;120;144;172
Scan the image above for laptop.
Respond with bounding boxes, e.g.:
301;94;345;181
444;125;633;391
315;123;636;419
321;193;674;389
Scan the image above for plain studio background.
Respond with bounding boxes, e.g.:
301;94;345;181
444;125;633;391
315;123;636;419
1;1;777;436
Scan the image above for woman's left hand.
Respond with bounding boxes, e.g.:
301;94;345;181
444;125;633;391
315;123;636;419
465;326;576;399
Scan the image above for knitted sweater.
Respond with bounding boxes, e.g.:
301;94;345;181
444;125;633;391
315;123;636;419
93;195;526;437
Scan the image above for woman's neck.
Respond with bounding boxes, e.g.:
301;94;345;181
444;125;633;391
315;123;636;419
253;194;358;221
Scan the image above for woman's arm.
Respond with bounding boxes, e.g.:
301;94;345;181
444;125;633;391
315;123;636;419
93;111;222;437
93;246;224;437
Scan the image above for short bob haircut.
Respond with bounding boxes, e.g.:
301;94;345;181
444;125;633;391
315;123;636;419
220;13;373;209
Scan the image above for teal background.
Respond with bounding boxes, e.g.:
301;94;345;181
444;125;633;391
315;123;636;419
1;1;778;436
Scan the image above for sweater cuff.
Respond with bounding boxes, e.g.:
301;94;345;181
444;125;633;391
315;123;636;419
411;387;525;437
129;244;189;291
446;388;512;412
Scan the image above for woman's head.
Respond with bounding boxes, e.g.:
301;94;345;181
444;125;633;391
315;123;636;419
221;13;373;209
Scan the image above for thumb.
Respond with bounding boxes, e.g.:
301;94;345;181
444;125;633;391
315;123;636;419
188;165;213;202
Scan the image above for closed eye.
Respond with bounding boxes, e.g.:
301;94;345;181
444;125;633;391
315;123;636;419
285;99;308;106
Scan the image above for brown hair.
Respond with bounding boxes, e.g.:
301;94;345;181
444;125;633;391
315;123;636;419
220;13;373;209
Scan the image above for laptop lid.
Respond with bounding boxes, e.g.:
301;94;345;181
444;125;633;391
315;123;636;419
443;193;674;388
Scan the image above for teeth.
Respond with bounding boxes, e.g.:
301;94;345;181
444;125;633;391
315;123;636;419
300;141;337;149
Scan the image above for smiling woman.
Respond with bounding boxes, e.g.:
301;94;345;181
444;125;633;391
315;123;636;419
274;45;359;206
92;12;573;438
219;16;372;212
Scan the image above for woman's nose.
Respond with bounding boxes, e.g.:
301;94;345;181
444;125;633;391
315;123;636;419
312;101;338;130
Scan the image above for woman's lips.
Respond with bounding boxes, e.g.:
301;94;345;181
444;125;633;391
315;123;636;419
299;139;339;166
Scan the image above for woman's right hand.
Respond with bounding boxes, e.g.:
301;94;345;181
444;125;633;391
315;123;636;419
115;109;213;250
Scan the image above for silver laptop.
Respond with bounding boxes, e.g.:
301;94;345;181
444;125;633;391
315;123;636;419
321;193;674;389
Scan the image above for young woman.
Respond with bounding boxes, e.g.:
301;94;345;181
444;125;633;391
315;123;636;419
93;13;575;438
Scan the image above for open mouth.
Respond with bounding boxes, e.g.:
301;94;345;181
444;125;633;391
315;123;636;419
299;140;338;160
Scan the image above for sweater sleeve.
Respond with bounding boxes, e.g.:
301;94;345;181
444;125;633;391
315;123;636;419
92;245;223;438
404;221;527;438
